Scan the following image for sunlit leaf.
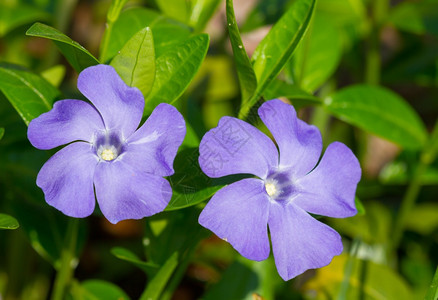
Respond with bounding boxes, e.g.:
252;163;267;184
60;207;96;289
425;266;438;300
41;65;66;88
324;85;428;150
405;203;438;235
304;254;414;300
189;0;222;32
0;213;19;230
225;0;257;109
110;27;155;98
26;23;99;72
145;34;209;115
0;63;60;125
102;8;191;62
240;0;316;117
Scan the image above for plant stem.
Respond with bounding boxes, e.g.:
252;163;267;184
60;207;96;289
51;218;79;300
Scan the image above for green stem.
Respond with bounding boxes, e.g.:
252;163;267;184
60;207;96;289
391;120;438;253
51;218;79;300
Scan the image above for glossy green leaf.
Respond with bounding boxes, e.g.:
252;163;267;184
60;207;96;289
102;8;191;62
41;65;66;88
189;0;222;32
166;148;222;211
291;14;342;92
0;128;4;140
111;247;158;275
241;0;316;117
145;34;209;115
110;27;155;98
0;2;48;36
324;85;428;150
225;0;257;109
72;279;130;300
264;79;321;109
0;213;19;230
0;63;60;125
26;22;99;72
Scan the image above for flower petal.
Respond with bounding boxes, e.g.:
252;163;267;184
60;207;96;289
77;64;144;138
37;142;98;217
94;159;172;224
122;103;186;176
258;100;322;178
28;100;104;150
294;142;361;218
199;116;278;179
268;202;343;281
199;178;271;261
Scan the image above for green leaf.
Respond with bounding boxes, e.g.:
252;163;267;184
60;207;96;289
291;14;342;92
41;65;66;88
263;79;321;109
0;128;4;140
111;247;158;275
225;0;257;109
425;266;438;300
139;252;179;300
155;0;191;23
0;213;19;230
0;63;60;125
26;22;99;72
0;2;48;37
389;0;438;36
71;279;130;300
405;203;438;235
189;0;222;32
110;27;155;98
324;85;428;150
166;148;222;211
145;34;209;115
102;8;191;62
240;0;316;117
355;197;365;216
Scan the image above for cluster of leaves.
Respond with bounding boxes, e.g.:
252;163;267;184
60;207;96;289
0;0;437;299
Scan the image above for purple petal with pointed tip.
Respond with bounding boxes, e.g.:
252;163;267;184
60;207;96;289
258;100;322;178
28;100;104;150
94;159;172;224
199;178;271;261
294;142;361;218
37;142;98;217
268;202;343;280
77;64;144;138
122;103;186;177
199;116;278;179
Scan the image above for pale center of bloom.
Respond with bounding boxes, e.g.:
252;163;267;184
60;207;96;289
265;182;277;197
94;131;124;162
264;171;297;202
98;146;118;161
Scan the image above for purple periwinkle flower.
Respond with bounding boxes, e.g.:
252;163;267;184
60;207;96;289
28;64;185;224
198;99;361;280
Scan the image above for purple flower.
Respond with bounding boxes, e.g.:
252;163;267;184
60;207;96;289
198;99;361;280
28;64;185;224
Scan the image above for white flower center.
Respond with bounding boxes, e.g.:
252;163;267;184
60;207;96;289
98;146;118;161
265;182;277;197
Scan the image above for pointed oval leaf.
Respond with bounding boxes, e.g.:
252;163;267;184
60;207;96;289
325;85;428;150
145;34;209;114
241;0;316;117
226;0;257;108
110;27;155;98
0;213;19;230
74;280;131;300
102;8;191;62
0;64;60;125
26;22;99;72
